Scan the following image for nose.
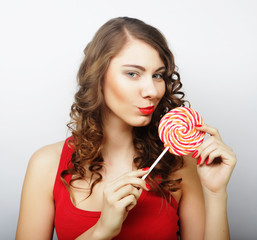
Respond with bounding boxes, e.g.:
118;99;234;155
141;76;159;99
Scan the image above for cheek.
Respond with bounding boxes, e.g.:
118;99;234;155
159;82;166;98
103;75;130;104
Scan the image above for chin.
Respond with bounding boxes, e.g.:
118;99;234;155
132;118;152;127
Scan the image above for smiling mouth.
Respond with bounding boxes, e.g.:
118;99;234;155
138;106;155;115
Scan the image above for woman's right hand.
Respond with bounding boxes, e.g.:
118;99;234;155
95;168;150;239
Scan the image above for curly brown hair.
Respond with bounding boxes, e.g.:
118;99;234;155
61;17;187;200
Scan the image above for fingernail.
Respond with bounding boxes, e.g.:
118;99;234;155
142;167;150;171
192;150;198;158
195;124;202;127
206;158;209;165
197;157;201;165
146;183;151;190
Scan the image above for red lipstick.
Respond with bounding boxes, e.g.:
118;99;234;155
138;106;154;115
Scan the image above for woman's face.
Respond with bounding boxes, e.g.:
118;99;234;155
102;38;166;128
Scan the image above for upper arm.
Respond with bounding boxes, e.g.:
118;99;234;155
16;142;63;240
176;155;205;240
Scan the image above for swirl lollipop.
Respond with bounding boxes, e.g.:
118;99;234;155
159;107;205;155
142;107;205;180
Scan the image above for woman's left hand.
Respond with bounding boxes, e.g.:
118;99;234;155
193;124;237;194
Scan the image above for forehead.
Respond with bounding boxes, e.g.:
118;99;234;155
111;39;164;67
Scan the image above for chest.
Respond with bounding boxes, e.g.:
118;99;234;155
70;163;140;209
69;179;105;211
69;169;132;211
55;185;179;240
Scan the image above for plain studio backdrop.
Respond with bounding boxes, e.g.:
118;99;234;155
1;0;256;239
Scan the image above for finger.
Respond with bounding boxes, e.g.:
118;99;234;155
197;138;231;165
198;143;234;166
115;167;149;184
126;201;136;211
106;175;149;193
195;124;222;140
103;185;140;208
192;136;220;159
197;143;218;165
114;184;141;202
207;147;237;166
118;195;137;212
205;149;224;165
123;168;150;178
111;168;149;185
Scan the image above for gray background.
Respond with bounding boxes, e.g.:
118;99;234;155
1;0;256;239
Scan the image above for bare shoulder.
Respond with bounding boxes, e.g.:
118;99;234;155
176;155;202;191
26;140;65;192
172;154;199;182
170;155;201;203
29;141;65;167
171;154;205;239
16;141;66;239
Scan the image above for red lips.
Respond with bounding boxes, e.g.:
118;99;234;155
138;106;154;115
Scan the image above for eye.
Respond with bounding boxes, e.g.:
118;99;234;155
127;72;139;79
153;73;163;79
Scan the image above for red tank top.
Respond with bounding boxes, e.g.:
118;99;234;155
54;138;179;240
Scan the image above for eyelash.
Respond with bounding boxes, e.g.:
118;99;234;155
153;73;163;79
127;72;139;78
126;72;164;80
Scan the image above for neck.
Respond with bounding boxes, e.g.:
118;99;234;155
101;111;135;168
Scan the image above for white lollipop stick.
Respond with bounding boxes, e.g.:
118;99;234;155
142;146;169;180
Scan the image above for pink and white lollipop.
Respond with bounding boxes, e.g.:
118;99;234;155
142;107;205;179
159;107;205;155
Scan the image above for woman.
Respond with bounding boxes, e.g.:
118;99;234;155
16;17;236;240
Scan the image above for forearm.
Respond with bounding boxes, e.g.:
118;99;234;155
75;221;115;240
203;190;230;240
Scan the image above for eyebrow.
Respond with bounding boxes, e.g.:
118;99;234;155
122;64;166;72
